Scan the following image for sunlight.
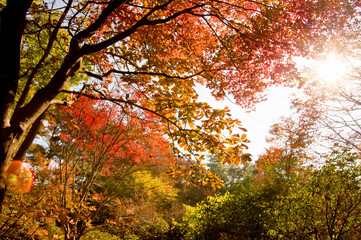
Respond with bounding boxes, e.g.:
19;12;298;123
4;160;34;193
317;54;347;83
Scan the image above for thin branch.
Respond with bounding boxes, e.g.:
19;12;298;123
14;0;74;114
81;69;205;80
60;89;182;131
68;0;112;37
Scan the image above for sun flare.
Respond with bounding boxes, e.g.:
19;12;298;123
317;54;347;83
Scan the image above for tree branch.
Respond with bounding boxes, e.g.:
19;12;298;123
81;69;205;80
14;0;74;114
80;1;204;55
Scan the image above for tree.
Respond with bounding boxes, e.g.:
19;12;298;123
180;165;286;240
267;148;361;239
109;170;182;239
181;149;361;239
207;154;256;193
256;114;318;183
289;6;361;153
0;96;181;239
43;97;178;240
0;0;356;207
292;78;361;153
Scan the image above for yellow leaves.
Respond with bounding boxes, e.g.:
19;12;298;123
170;118;250;167
132;170;179;201
167;163;224;190
179;142;188;151
121;73;251;170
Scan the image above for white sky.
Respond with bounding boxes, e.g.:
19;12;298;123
196;85;295;160
195;54;353;161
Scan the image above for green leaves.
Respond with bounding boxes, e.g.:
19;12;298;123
180;148;361;239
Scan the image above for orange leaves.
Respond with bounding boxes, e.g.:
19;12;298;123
167;162;224;190
52;96;175;172
44;0;345;174
31;95;181;237
3;0;360;237
155;93;251;166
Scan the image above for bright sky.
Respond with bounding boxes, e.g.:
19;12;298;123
196;85;295;160
196;53;349;161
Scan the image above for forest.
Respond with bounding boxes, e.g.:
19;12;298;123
0;0;361;239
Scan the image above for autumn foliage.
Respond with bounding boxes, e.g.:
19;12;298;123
1;1;357;196
0;97;181;239
1;0;361;238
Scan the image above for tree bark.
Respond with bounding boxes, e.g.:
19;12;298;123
14;111;46;160
0;0;33;210
0;0;201;210
0;0;84;209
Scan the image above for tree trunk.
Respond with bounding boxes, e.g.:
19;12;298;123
0;0;85;209
14;111;47;160
0;0;33;210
